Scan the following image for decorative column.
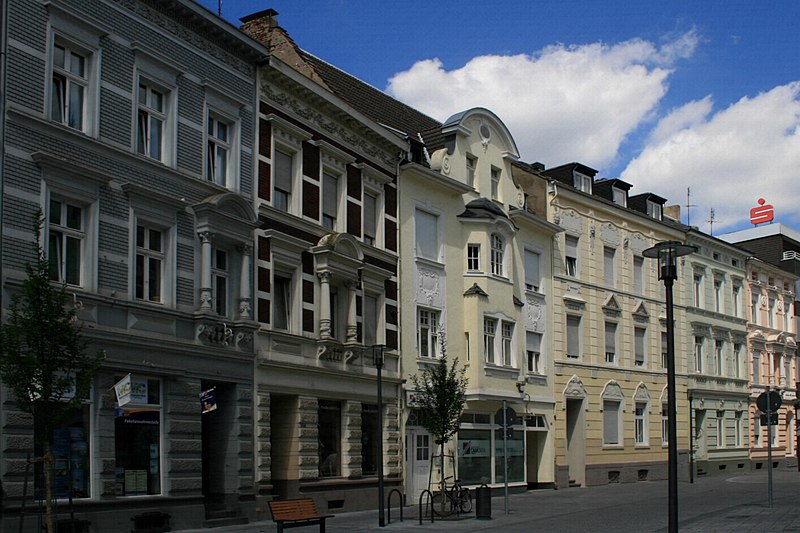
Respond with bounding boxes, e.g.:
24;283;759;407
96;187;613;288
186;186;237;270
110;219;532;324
318;271;332;339
238;243;253;319
345;279;359;343
198;231;213;310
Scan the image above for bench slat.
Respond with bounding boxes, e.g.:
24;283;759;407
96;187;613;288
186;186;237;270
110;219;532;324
269;498;334;522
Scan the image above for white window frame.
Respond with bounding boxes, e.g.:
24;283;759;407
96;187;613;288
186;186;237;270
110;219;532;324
490;166;501;201
661;403;669;446
322;171;340;231
714;278;723;313
362;190;379;246
716;410;725;448
467;243;481;272
466;154;477;187
211;247;229;316
564;235;578;277
634;327;646;367
272;270;295;332
612;187;626;207
490;233;505;277
526;331;542;375
566;315;581;359
635;402;648;446
646;200;662;220
694;337;704;373
732;283;741;317
524;248;541;292
693;273;704;308
47;196;86;287
204;82;243;191
205;112;235;188
715;340;724;376
134;223;165;304
735;411;743;447
484;317;497;364
272;147;295;213
604;247;615;287
501;321;514;367
50;40;90;132
602;399;622;446
573;172;592;193
605;322;617;365
414;207;440;262
417;307;440;358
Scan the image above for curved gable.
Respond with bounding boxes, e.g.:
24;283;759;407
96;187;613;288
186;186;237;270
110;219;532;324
443;107;520;159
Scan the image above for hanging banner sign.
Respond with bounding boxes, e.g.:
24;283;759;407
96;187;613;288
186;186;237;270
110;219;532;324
200;387;218;414
114;374;132;407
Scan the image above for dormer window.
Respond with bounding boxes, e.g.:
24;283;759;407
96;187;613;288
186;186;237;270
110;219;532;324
612;187;626;207
646;200;662;220
574;172;592;193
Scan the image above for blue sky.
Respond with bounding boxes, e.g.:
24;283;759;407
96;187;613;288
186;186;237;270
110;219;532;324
199;0;800;234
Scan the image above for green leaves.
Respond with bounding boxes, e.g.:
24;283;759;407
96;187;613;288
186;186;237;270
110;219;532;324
409;356;468;444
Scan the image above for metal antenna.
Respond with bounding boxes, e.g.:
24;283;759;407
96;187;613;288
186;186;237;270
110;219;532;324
685;187;696;227
218;1;222;17
707;208;718;236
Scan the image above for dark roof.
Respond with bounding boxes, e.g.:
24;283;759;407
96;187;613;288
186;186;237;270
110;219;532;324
593;178;632;203
464;283;489;297
540;162;598;185
458;198;509;220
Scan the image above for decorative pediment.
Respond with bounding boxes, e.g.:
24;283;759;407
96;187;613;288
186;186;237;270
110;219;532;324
194;192;259;243
602;294;622;317
563;375;587;402
632;300;649;321
599;222;620;246
629;232;649;255
556;209;583;234
633;383;650;403
601;380;624;402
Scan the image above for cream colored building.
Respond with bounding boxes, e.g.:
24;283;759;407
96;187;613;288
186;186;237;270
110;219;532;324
520;164;691;487
400;109;562;501
681;229;751;476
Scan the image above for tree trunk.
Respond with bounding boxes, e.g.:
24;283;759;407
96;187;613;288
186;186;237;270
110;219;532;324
438;440;446;515
44;451;54;533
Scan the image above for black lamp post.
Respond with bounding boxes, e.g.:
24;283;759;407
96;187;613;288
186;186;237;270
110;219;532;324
643;241;696;533
372;344;386;527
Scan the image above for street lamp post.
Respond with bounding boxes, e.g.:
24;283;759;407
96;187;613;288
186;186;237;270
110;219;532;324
372;344;386;527
643;241;696;533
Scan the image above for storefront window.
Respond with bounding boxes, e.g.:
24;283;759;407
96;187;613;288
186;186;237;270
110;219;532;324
494;430;524;483
457;429;491;485
114;376;161;496
37;405;91;499
318;400;341;477
361;404;379;476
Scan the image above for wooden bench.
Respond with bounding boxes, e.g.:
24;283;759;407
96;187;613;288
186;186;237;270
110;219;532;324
268;498;334;533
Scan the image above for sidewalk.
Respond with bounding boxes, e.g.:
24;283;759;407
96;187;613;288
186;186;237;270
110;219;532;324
176;470;800;532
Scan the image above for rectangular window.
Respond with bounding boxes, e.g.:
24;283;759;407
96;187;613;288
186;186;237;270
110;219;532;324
467;243;480;271
714;279;723;313
272;274;291;330
137;83;165;161
37;404;91;499
751;294;759;323
114;376;161;496
418;308;439;358
466;154;476;187
360;404;379;476
135;224;163;303
566;316;580;358
363;192;377;245
694;337;704;373
716;410;725;448
661;404;669;445
51;42;87;130
661;331;668;369
694;274;703;307
415;209;439;261
363;295;378;347
329;288;339;339
48;198;84;286
735;412;743;447
633;256;644;293
752;352;760;383
574;172;592;193
273;149;293;211
565;235;578;277
318;400;341;477
501;321;514;366
603;400;621;445
484;318;497;364
490;167;501;200
603;247;615;286
490;234;504;276
768;298;775;328
612;187;626;206
212;248;228;316
322;172;339;230
207;114;230;186
715;340;724;376
524;249;540;291
646;200;662;220
526;331;542;374
634;327;646;367
635;403;647;445
605;322;617;364
732;284;741;317
733;343;743;378
754;413;762;447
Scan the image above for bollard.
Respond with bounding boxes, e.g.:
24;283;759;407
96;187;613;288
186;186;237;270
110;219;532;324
475;484;491;520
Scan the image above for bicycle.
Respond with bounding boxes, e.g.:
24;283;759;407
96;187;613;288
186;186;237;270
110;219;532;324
431;476;472;517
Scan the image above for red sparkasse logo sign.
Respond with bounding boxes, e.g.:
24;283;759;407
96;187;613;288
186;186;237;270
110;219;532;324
750;198;774;225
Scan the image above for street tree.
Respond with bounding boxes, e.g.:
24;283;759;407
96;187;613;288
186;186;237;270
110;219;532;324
0;214;105;533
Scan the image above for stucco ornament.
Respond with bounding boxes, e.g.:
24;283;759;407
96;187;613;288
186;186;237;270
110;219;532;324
417;268;441;306
563;375;588;401
526;295;545;332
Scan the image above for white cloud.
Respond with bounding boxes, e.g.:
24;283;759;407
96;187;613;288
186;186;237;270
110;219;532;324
621;82;800;233
386;30;699;168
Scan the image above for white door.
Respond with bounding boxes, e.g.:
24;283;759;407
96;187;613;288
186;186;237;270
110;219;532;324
406;429;432;504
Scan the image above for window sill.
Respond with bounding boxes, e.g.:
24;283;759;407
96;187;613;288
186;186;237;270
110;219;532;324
602;445;624;450
635;444;650;450
483;364;519;378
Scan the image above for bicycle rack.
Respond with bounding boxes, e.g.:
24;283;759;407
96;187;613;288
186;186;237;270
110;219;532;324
418;489;434;525
387;488;404;524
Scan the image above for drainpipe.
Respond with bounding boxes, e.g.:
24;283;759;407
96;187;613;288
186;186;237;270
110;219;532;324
688;393;694;483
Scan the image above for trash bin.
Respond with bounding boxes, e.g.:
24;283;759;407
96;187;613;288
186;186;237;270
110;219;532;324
475;484;491;519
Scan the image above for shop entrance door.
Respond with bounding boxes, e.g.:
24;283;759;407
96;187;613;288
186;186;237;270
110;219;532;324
406;428;433;504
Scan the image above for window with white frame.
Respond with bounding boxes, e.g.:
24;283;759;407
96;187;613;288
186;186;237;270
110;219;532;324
490;234;504;276
694;337;704;373
134;224;164;303
754;413;762;447
784;300;792;332
732;283;741;317
715;340;724;375
524;249;540;292
206;114;232;187
273;148;293;212
768;297;776;328
136;82;167;161
484;318;497;364
417;308;439;358
772;353;780;385
733;343;743;378
272;272;292;331
735;411;743;447
635;402;648;445
646;200;662;220
566;315;580;358
634;327;646;367
716;410;725;448
490;167;501;200
603;400;622;446
751;293;759;323
752;352;760;383
467;244;480;272
526;331;542;374
211;248;228;316
415;209;439;261
604;247;615;286
693;273;703;307
564;235;578;277
466;154;477;187
612;187;626;206
501;321;514;366
574;172;592;193
714;279;723;313
661;404;669;446
48;197;84;286
50;41;89;131
363;192;378;246
633;256;644;293
605;322;617;364
322;172;339;230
